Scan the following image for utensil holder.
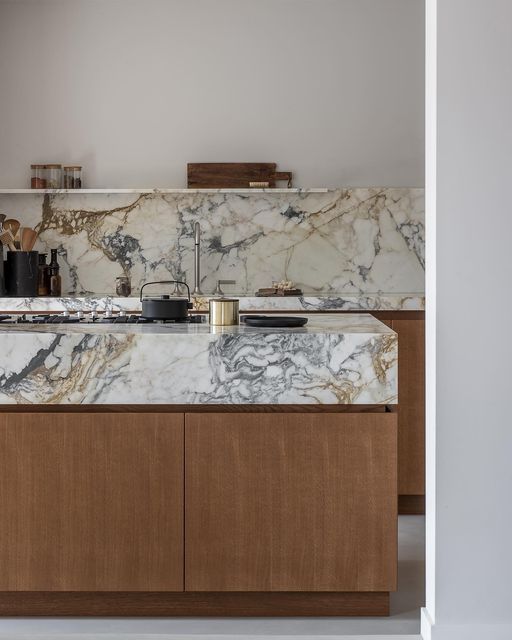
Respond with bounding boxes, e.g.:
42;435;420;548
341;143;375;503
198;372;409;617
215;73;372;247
5;251;39;297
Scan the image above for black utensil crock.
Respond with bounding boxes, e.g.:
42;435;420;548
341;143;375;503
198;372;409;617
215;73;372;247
5;251;39;297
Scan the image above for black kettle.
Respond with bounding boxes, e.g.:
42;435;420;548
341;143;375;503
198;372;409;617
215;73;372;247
140;281;193;320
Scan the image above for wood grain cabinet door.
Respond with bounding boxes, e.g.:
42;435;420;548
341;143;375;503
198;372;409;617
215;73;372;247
185;412;397;592
0;413;184;591
393;319;426;495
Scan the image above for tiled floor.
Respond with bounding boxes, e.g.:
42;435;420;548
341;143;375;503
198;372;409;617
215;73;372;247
0;516;425;639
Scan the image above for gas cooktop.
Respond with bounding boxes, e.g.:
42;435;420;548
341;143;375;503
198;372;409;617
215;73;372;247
0;312;205;325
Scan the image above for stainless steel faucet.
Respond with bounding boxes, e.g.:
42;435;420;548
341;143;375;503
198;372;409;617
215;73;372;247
192;222;203;295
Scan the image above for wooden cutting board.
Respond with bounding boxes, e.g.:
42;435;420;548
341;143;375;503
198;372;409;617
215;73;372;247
187;163;278;188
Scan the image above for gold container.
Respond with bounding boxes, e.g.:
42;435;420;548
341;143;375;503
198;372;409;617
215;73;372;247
209;298;239;326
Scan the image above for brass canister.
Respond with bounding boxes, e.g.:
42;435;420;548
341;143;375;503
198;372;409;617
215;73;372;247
209;298;239;326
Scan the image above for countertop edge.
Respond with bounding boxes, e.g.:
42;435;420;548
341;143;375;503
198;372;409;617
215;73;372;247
0;294;426;313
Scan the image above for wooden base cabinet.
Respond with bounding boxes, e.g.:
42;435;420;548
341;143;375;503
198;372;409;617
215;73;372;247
374;314;425;513
393;319;425;497
185;412;397;593
0;413;184;592
0;408;397;616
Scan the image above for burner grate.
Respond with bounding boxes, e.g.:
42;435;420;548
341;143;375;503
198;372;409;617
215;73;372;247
0;313;205;325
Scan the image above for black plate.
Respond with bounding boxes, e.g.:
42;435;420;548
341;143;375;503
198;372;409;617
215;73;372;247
242;315;308;328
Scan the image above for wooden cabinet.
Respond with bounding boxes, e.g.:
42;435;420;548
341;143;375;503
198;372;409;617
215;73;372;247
374;314;425;505
185;412;397;592
0;413;184;591
393;319;425;497
0;408;397;614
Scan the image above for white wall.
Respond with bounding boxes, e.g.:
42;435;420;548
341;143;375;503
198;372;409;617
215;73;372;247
0;0;424;188
424;1;512;639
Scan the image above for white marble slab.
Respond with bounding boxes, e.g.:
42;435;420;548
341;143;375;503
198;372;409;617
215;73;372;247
0;188;424;298
0;314;397;405
0;293;424;313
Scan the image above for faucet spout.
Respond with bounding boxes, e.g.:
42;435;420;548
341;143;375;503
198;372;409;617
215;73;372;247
192;222;203;295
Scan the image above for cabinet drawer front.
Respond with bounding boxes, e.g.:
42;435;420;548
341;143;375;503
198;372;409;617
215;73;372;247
185;412;397;592
0;413;184;591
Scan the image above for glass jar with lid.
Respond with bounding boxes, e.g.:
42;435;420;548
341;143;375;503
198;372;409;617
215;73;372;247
115;276;132;297
30;164;47;189
46;164;62;189
63;166;82;189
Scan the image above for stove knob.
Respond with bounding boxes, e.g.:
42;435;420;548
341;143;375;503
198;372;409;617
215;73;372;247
61;311;70;317
119;310;127;317
76;311;84;319
104;308;113;318
89;310;98;320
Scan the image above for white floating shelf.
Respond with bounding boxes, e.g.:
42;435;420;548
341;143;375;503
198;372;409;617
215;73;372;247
0;188;330;195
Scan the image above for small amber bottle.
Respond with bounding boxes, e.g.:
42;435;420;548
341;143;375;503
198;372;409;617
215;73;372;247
37;253;50;296
49;249;62;297
49;267;61;297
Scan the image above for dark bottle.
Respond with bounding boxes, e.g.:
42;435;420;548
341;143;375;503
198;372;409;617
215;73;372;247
49;249;62;297
37;253;50;296
49;249;59;269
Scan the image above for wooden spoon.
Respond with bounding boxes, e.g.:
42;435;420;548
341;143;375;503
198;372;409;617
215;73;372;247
21;227;37;252
3;219;20;239
0;229;17;252
0;213;6;228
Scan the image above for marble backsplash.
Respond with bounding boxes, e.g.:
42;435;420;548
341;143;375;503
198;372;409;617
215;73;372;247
0;188;424;296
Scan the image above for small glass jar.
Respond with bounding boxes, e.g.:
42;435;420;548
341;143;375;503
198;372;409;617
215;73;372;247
115;276;132;297
31;164;47;189
63;166;82;189
46;164;62;189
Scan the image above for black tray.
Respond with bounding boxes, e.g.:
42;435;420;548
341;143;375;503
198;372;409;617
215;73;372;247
241;315;308;328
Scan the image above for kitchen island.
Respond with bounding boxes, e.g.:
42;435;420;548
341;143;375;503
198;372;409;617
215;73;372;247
0;314;396;404
0;313;398;617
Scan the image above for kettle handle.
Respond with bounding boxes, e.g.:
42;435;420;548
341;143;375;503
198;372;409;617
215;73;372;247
140;281;191;302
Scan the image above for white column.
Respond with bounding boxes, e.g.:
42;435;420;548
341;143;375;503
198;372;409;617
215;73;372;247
423;1;512;639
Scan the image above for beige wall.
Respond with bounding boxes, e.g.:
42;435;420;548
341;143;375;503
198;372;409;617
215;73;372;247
0;0;424;188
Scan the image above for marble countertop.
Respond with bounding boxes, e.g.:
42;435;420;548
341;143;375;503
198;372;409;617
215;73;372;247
0;314;394;336
0;314;397;406
0;293;425;313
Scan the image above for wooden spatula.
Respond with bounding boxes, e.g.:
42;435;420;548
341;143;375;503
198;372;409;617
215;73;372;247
21;227;37;252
